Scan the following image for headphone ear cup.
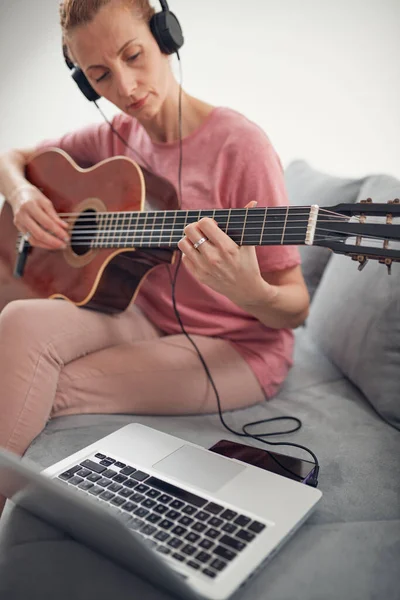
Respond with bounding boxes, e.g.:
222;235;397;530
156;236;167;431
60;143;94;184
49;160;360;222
71;67;101;102
150;11;184;55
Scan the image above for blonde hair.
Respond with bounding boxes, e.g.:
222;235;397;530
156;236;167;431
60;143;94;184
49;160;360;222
60;0;155;35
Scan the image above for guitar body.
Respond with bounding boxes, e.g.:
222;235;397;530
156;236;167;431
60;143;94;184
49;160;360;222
0;149;178;314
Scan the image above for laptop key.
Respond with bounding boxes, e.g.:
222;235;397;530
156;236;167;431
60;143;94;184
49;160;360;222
172;553;185;562
192;522;207;533
208;517;223;528
182;505;197;516
195;551;211;564
204;502;224;515
186;532;200;543
69;476;84;486
58;466;81;480
195;511;210;522
87;473;102;483
248;521;266;534
108;483;122;493
222;522;237;534
213;546;236;562
99;459;113;467
178;516;194;527
134;507;149;518
100;491;115;501
210;558;227;572
95;453;106;460
220;509;237;521
203;568;217;579
111;496;125;507
119;488;134;498
121;502;137;512
158;494;172;505
131;471;149;482
156;546;171;555
205;528;220;540
142;499;157;509
166;510;181;521
199;538;214;551
236;529;255;543
102;469;118;479
135;484;150;494
76;468;91;478
171;526;187;537
170;500;185;510
114;462;126;469
145;488;160;499
129;518;144;531
167;537;183;549
80;460;106;474
113;474;128;484
120;466;136;476
234;515;251;528
98;477;113;488
78;481;94;491
124;480;138;489
181;544;197;556
89;486;103;496
154;504;168;515
155;530;170;542
146;513;162;524
145;477;207;509
141;524;157;537
130;493;145;504
159;519;174;530
219;535;246;552
187;560;200;570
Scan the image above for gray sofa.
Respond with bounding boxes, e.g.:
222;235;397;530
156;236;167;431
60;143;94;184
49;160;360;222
0;161;399;600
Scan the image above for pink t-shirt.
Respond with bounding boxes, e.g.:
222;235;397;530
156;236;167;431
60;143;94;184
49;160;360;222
37;107;301;397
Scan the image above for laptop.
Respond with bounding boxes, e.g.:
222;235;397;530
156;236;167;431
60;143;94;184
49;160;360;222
0;423;322;600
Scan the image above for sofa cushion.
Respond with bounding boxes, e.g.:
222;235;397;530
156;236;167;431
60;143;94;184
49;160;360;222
284;160;366;298
306;174;400;429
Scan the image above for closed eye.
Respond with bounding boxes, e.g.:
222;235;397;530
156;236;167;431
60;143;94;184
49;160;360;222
94;53;141;83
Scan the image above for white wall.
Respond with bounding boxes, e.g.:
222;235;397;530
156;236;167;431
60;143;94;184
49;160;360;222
0;0;399;179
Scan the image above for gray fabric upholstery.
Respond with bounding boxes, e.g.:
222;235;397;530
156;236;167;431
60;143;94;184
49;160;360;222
284;160;366;298
0;328;399;599
0;169;399;600
307;174;400;429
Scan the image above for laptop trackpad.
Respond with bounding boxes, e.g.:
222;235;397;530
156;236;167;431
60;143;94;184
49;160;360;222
152;444;245;493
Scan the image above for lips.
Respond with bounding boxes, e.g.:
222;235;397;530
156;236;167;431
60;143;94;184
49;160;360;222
128;95;149;111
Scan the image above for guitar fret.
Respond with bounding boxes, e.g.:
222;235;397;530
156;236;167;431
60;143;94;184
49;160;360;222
259;208;267;245
280;206;289;245
240;208;249;246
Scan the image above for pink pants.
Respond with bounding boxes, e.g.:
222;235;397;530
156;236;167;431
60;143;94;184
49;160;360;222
0;298;265;459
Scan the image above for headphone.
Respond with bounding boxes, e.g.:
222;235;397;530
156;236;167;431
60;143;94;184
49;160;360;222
63;0;184;102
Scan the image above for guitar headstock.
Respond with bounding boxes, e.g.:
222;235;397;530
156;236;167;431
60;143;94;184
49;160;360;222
314;198;400;274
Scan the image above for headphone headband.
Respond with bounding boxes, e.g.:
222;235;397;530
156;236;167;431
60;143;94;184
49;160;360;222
64;0;183;102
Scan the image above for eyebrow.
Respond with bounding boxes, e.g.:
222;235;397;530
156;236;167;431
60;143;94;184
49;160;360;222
86;38;137;70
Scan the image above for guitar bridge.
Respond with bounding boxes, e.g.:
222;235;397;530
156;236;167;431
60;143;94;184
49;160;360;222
305;205;319;246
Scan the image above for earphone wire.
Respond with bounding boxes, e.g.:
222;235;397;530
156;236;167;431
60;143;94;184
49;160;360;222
95;48;320;487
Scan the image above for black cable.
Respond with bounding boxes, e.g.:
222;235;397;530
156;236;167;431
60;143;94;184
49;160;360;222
95;50;320;488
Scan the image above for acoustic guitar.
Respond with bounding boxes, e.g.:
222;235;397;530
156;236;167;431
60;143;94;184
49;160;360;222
0;148;399;314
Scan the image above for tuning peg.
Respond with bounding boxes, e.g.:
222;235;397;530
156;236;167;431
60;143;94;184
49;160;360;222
357;256;369;271
388;198;400;204
379;257;392;275
360;198;373;204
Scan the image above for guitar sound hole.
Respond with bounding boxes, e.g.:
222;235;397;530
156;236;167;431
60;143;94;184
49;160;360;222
71;209;98;256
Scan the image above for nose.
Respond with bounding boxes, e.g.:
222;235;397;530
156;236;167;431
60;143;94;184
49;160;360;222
114;66;137;98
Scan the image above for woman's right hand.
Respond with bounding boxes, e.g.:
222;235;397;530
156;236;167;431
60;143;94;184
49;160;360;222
10;184;69;250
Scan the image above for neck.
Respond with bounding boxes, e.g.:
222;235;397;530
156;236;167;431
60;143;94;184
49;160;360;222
137;78;214;144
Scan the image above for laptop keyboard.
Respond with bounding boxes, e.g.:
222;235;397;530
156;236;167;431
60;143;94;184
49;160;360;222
57;452;267;580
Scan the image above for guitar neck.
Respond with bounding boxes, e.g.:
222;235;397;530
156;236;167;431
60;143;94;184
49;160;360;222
89;206;317;249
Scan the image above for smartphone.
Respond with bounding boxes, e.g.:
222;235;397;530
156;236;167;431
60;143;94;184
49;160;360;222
209;439;317;485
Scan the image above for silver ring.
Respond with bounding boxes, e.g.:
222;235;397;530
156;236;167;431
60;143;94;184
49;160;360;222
23;232;32;242
193;236;208;250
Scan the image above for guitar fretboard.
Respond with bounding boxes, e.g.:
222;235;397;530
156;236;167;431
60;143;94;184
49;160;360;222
79;206;314;249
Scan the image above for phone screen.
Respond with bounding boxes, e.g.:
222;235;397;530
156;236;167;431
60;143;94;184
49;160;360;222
209;439;316;484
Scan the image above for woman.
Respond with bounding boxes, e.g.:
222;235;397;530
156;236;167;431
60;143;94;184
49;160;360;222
0;0;309;513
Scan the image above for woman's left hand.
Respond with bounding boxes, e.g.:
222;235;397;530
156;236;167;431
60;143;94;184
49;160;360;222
178;201;273;307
